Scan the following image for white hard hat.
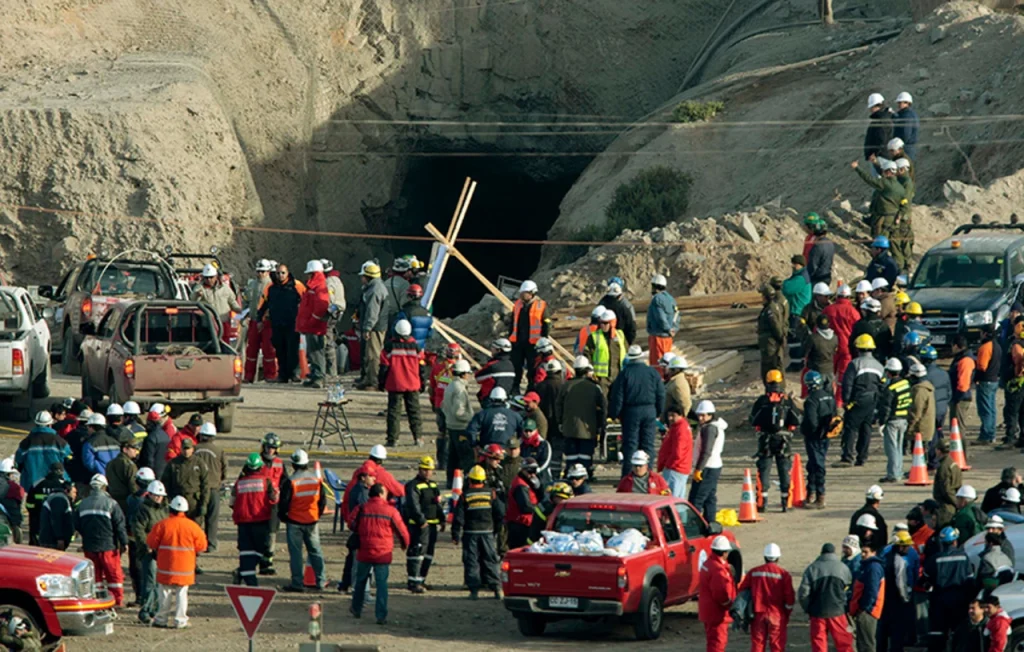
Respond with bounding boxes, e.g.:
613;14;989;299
255;258;274;272
887;137;905;151
606;282;623;297
590;306;604;319
305;259;324;274
855;280;873;294
198;422;217;437
291;449;310;465
269;260;279;269
90;474;108;489
651;274;668;287
574;356;592;370
87;414;107;427
546;359;563;372
106;403;124;417
861;298;881;313
812;282;832;296
453;360;472;374
956;485;977;500
369;444;388;461
1006;487;1022;503
881;159;898;173
668;356;689;371
536;337;553;353
895;158;911;170
519;280;538;294
598;308;616;323
489;387;508;402
321;259;334;272
201;264;218;278
910;363;927;378
492;338;512;352
169;496;189;512
763;543;781;560
871;278;889;291
626;345;644;359
630;450;650;466
147;480;167;497
34;411;54;426
867;92;885;108
123;401;142;415
149;403;167;416
567;463;589;479
837;284;852;298
695;400;716;415
394;319;412;337
856;513;878;530
136;467;156;483
658;352;677;367
986;515;1005;529
711;535;732;552
895;91;913;104
893;522;909;532
884;358;903;373
866;485;884;501
0;458;15;474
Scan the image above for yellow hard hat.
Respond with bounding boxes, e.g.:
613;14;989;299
905;301;923;316
550;482;573;500
894;291;910;306
765;369;784;384
893;530;913;546
418;456;436;470
468;465;487;482
360;261;382;278
854;334;877;350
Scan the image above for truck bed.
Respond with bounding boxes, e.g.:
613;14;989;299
132;352;239;393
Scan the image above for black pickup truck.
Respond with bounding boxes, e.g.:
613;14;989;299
908;224;1024;347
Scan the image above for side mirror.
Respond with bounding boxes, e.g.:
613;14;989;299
708;522;723;535
37;285;53;299
80;322;96;336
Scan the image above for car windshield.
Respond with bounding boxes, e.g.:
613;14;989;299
551;507;652;539
81;263;174;297
912;252;1004;289
0;293;21;331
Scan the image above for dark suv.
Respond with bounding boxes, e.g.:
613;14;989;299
908;224;1024;347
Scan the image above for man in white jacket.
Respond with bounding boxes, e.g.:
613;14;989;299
321;259;347;376
688;400;726;522
441;360;476;488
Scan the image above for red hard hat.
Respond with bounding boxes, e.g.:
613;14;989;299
407;284;424;298
446;343;462;357
484;443;505;459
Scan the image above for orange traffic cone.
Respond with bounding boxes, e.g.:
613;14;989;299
298;334;310;379
789;453;807;508
949;418;971;471
738;468;763;523
447;469;464;524
905;432;932;486
303;563;317;588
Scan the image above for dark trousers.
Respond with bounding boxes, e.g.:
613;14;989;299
688;467;721;522
511;344;535;393
238;521;270;586
563;438;596;475
756;452;792;507
406;524;437;587
27;507;42;546
804;437;829;495
855;612;878;652
928;592;968;652
271;327;300;381
204;490;220;551
1006;384;1024;444
128;542;141;601
138;552;158;619
463;532;500;591
549;433;565;478
447;429;472;488
434;409;448;471
339;534;359;590
952;399;971;433
619;406;658;477
507;522;530;550
841;402;876;464
352;562;390;622
386;391;422;444
877;599;912;652
306;333;326;381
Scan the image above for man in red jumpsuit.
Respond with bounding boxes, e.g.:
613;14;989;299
822;284;861;407
699;535;736;652
738;543;795;652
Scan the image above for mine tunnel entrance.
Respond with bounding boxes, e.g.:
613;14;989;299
395;155;585;318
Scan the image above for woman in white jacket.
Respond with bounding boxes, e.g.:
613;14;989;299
688;400;726;522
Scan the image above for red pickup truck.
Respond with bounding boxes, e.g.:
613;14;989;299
502;494;741;641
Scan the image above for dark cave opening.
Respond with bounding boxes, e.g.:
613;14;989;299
395;155;584;318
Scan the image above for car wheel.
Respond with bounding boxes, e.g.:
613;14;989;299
0;602;51;646
81;371;102;406
516;615;546;637
11;367;35;422
633;585;664;641
1010;624;1024;652
215;404;236;433
62;326;81;375
32;360;51;399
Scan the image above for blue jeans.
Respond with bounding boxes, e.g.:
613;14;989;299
977;381;998;441
662;470;689;498
619;406;658;477
286;522;325;589
883;419;908;480
352;561;389;621
137;552;158;619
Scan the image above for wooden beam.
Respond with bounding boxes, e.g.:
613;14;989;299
445;178;472;242
426;180;477;309
434;322;482;369
435;320;491;358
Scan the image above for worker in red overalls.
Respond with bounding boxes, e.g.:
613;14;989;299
738;543;795;652
699;535;736;652
258;432;287;576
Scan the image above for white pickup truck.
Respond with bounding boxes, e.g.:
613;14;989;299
0;286;51;421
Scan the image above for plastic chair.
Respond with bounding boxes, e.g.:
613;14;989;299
323;468;347;533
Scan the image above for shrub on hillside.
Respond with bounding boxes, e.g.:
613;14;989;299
604;166;692;234
671;100;724;123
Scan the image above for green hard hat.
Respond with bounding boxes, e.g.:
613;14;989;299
804;212;821;225
246;453;264;470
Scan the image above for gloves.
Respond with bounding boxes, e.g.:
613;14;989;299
693;470;703;482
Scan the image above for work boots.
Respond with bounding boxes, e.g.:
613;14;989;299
806;492;816;506
780;498;788;514
813;494;826;509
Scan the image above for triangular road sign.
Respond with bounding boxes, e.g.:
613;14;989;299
225;585;277;640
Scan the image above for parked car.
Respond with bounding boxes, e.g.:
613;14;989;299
0;542;115;649
0;286;51;421
80;300;243;432
502;494;741;640
37;254;179;375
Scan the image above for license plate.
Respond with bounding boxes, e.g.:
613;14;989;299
931;334;946;345
549;596;578;609
104;622;114;635
169;391;202;400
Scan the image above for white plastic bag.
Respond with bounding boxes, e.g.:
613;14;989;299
575;530;605;554
606;528;650;555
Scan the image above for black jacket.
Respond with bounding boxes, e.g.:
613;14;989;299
807;237;835;285
801;387;836;439
452;485;504;540
402;476;441;527
750;391;800;435
982;481;1016;514
38;492;75;550
65;424;91;484
73;490;128;553
260;276;303;329
139;422;170;479
864;107;894;160
849;314;892;362
850;503;888;546
892;107;919;147
608;362;666;417
599;295;637;345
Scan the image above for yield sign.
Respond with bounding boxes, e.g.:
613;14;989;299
225;585;277;640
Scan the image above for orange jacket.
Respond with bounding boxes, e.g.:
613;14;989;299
510;298;548;345
146;512;208;586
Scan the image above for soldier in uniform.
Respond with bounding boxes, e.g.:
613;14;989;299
758;285;788;384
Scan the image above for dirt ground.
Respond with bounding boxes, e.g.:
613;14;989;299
0;361;1007;651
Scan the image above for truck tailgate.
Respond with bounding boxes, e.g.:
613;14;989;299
133;354;237;392
505;551;625;599
0;343;11;378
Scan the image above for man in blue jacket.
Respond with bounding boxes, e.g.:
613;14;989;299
397;284;434;349
15;411;70;491
865;236;900;288
920;345;952;456
892;92;919;162
466;387;525;453
82;413;121;478
609;346;666;478
849;543;886;651
646;274;678;375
